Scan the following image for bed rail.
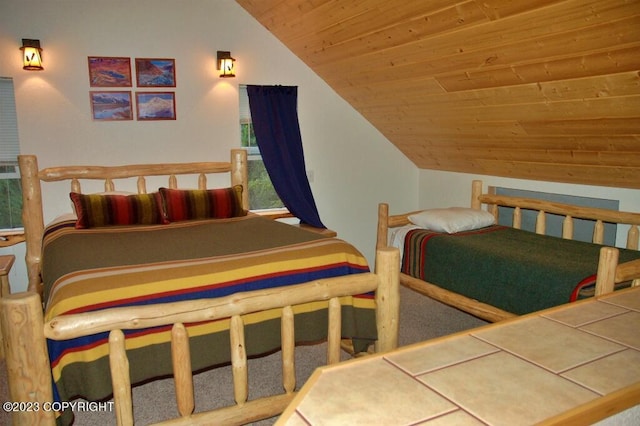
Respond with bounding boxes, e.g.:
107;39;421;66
19;149;249;295
1;247;400;426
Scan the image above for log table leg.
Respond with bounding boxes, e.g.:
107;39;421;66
0;254;15;360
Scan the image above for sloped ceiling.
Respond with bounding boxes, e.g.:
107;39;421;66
236;0;640;189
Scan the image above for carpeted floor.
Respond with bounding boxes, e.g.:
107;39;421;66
1;286;487;425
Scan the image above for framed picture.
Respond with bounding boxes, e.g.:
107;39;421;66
90;91;133;121
136;92;176;120
88;57;132;87
135;58;176;87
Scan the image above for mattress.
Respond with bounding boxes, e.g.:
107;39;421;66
400;225;640;315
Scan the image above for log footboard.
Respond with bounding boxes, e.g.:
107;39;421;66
1;248;399;426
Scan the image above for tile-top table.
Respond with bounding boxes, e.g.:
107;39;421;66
277;286;640;425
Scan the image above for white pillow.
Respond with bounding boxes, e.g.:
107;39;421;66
408;207;495;234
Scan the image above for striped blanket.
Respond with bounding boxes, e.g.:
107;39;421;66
402;225;640;315
42;215;375;416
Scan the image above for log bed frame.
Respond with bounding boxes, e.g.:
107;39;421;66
1;149;400;425
377;179;640;323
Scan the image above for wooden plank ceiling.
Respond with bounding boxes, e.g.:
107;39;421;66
236;0;640;189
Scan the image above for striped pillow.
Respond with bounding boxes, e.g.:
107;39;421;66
70;192;166;229
159;186;246;222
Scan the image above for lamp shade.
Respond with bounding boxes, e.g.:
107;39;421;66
21;39;43;70
217;51;235;78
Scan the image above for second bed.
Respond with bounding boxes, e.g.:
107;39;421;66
377;180;640;321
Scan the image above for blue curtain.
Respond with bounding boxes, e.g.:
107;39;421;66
246;85;326;229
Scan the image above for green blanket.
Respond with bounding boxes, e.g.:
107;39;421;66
403;226;640;315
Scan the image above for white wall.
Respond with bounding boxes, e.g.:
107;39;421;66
0;0;417;292
418;169;640;248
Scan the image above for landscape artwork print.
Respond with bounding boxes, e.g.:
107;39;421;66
136;92;176;120
90;91;133;121
88;57;132;87
135;58;176;87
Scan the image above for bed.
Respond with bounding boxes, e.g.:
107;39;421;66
376;179;640;322
1;149;400;426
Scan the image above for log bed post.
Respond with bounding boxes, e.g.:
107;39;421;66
0;292;55;425
595;247;619;296
377;203;390;249
374;247;400;353
471;180;482;210
18;155;45;295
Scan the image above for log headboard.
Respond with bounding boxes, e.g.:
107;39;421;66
19;149;249;294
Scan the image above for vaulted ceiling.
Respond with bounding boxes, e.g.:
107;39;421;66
236;0;640;189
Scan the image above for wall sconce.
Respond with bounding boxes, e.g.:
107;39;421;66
217;51;235;78
21;39;44;70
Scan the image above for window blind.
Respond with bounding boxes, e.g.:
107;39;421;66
0;77;20;164
239;84;251;124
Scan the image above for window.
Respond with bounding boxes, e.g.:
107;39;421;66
0;77;22;231
239;85;284;211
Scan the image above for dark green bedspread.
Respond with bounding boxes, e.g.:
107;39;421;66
403;226;640;315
